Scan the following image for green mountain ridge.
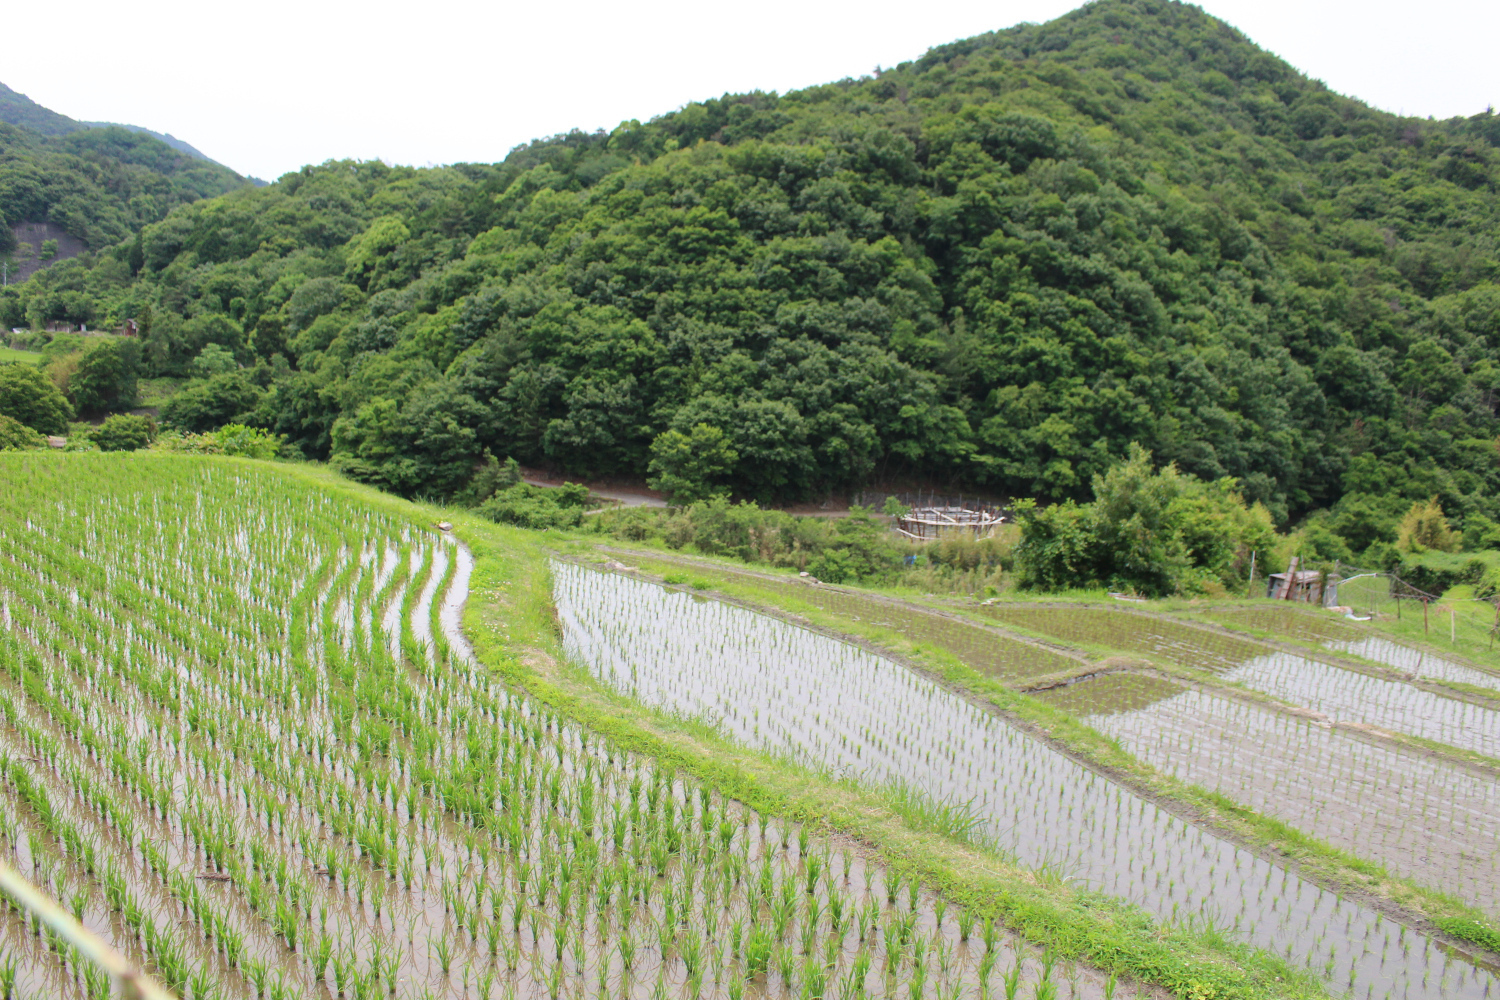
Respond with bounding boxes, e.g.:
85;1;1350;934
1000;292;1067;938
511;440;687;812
5;0;1500;565
0;80;246;175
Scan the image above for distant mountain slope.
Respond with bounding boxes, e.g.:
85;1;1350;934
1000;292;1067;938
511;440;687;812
5;0;1500;564
0;117;250;265
78;121;213;163
0;82;76;135
0;80;239;174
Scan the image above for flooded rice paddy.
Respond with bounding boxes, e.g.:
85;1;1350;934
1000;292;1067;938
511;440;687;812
975;606;1500;757
1223;654;1500;757
554;562;1499;1000
740;577;1077;681
0;456;1117;1000
1205;608;1500;691
1041;675;1500;915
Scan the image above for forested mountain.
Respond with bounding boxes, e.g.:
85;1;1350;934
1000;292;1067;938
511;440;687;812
0;116;250;261
0;81;226;166
6;0;1500;561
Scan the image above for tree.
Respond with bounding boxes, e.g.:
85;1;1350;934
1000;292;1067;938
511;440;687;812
91;413;156;452
1397;497;1459;553
67;339;141;415
192;343;239;376
1013;499;1101;592
648;424;738;504
1089;444;1194;596
0;363;73;433
0;413;44;450
159;372;265;432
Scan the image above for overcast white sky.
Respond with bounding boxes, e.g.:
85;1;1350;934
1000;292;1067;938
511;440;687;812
3;0;1495;181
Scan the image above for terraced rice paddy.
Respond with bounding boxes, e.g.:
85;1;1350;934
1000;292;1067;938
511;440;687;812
0;456;1111;1000
975;607;1500;756
1224;653;1500;757
553;563;1499;1000
1205;608;1500;691
1041;675;1500;915
731;580;1077;682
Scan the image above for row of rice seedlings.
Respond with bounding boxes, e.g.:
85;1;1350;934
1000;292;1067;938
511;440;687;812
1222;652;1500;757
0;456;1106;999
552;562;1497;1000
965;603;1500;754
1045;674;1499;914
972;605;1262;674
743;580;1077;683
1204;607;1500;689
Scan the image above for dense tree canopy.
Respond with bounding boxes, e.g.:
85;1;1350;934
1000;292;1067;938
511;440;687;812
6;0;1500;564
0;121;247;258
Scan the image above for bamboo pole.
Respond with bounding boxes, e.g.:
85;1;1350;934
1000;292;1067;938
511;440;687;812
0;857;176;1000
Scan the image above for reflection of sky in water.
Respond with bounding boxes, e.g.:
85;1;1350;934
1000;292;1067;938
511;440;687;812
1080;683;1500;916
553;562;1497;1000
1226;653;1500;757
1324;637;1500;690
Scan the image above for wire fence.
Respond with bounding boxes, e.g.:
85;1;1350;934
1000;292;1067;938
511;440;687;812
1329;568;1500;660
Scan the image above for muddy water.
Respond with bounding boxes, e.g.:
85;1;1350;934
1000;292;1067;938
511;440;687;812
552;562;1499;1000
1043;674;1500;915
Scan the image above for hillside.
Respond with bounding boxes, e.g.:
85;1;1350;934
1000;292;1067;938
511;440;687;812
5;0;1500;563
0;80;228;167
0;116;250;281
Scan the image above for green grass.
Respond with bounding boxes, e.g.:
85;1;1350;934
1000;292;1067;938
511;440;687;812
0;347;43;365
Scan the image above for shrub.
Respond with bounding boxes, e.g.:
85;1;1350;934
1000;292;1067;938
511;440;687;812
0;363;73;434
0;413;44;451
153;423;285;459
1396;497;1459;553
92;414;156;452
1014;444;1272;596
475;483;591;530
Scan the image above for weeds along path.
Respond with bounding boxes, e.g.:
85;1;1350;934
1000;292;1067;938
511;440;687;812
571;549;1499;998
1;454;1132;1000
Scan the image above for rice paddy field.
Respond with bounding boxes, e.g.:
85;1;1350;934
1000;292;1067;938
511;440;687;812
3;453;1497;1000
1202;607;1500;692
967;606;1500;757
1040;675;1499;913
0;454;1179;1000
561;555;1500;1000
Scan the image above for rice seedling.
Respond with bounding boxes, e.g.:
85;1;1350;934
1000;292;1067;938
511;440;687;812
1049;673;1500;914
553;559;1500;1000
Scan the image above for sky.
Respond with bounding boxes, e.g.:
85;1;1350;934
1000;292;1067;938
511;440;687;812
2;0;1495;181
